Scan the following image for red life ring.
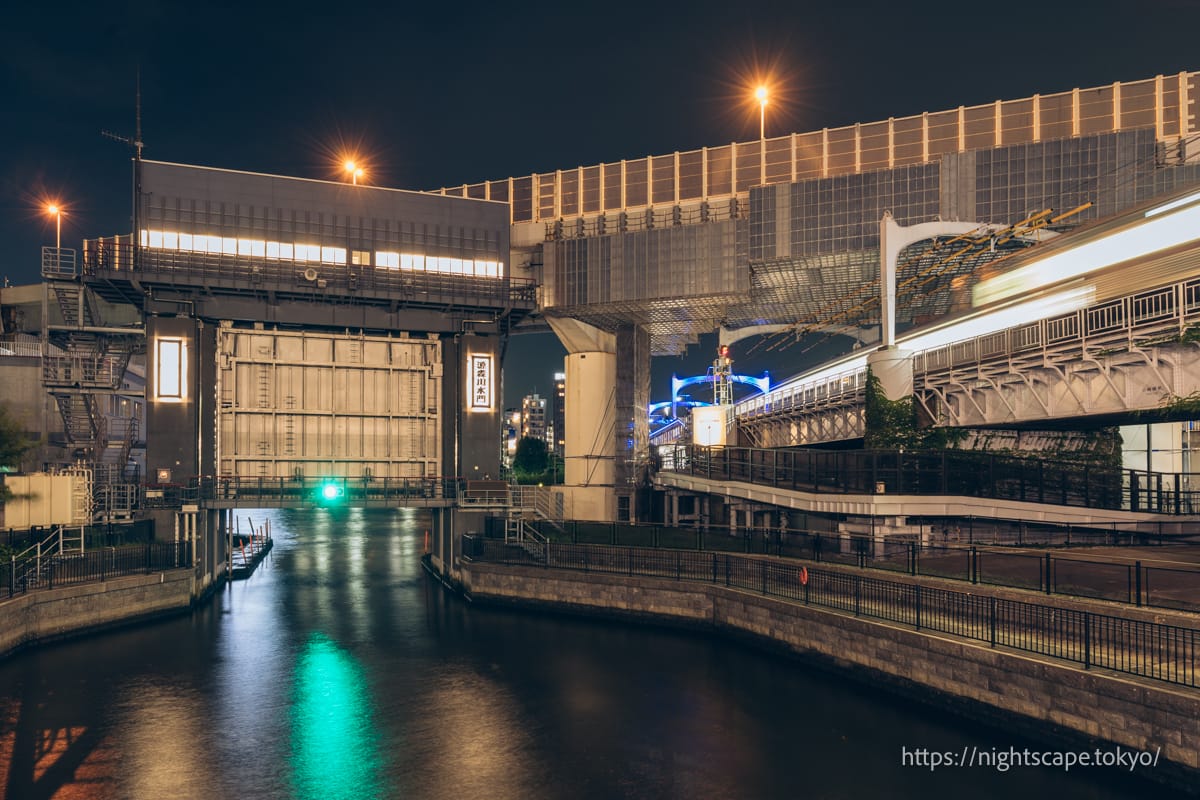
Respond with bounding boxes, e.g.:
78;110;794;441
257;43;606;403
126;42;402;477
800;566;809;586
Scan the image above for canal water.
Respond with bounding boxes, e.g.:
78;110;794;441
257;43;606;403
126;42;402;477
0;509;1170;799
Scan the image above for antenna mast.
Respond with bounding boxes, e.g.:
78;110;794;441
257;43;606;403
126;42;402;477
100;69;144;270
133;69;143;270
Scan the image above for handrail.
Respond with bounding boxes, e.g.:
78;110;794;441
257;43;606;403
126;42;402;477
660;444;1200;515
80;238;537;307
464;537;1200;689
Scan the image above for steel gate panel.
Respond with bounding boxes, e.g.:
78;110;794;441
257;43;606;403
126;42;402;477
215;328;442;479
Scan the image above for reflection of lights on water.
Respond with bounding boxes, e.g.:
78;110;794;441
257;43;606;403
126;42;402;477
290;632;380;800
119;682;205;798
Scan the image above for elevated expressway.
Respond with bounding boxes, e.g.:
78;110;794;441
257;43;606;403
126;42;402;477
438;72;1200;521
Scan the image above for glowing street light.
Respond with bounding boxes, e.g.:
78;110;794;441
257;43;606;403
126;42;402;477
755;86;769;140
343;160;365;185
46;203;63;250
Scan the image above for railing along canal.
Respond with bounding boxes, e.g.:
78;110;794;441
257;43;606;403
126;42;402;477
464;537;1199;689
4;542;192;599
660;445;1200;514
517;518;1200;613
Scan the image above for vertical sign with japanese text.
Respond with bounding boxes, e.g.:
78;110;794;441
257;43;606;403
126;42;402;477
469;353;493;412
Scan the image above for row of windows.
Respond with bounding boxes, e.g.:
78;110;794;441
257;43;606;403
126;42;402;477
139;229;504;278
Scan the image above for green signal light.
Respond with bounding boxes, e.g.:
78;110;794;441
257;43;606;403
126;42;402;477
320;482;344;501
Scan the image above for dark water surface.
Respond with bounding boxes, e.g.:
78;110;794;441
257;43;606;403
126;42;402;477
0;509;1170;799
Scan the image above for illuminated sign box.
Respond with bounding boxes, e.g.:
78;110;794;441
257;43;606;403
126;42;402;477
155;337;186;402
469;354;493;412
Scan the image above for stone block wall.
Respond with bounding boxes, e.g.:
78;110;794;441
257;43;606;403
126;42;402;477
0;570;194;658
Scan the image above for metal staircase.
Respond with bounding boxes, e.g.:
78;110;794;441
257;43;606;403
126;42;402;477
508;484;567;536
42;246;145;520
504;516;549;562
10;524;87;591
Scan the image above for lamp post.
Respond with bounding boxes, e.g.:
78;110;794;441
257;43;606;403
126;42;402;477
755;86;768;140
46;203;62;250
343;160;364;185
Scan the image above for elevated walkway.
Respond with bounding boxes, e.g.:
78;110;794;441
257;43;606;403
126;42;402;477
657;445;1197;528
656;471;1172;529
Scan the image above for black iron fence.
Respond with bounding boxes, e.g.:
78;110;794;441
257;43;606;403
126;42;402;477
523;520;1200;613
3;520;154;553
464;537;1199;689
662;445;1200;514
3;542;192;598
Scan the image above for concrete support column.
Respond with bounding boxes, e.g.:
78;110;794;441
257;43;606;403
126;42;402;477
866;348;914;401
430;507;454;578
548;317;616;488
547;318;650;521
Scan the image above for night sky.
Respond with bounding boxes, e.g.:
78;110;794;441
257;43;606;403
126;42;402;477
4;0;1198;405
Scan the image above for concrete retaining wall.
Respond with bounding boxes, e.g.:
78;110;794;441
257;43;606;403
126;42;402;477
462;562;1200;793
0;569;195;658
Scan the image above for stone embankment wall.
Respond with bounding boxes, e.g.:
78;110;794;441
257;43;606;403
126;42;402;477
0;569;194;658
462;562;1200;793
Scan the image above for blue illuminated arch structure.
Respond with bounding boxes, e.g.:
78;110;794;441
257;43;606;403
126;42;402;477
649;372;771;429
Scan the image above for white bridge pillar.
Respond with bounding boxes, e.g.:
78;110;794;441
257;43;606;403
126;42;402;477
547;317;620;521
874;213;995;398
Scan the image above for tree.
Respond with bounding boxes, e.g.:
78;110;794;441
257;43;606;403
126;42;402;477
0;402;34;503
512;436;549;482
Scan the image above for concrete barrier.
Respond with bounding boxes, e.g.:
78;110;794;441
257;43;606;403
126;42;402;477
0;569;195;658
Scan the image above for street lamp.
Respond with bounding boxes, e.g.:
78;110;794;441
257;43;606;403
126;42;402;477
46;203;62;250
755;86;769;140
343;160;364;185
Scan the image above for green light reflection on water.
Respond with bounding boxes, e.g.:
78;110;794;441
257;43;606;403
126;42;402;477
289;632;381;800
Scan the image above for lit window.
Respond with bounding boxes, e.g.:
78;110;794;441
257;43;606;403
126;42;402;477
295;244;320;262
400;253;425;271
148;230;163;248
279;243;294;260
222;237;237;255
376;251;399;269
351;250;371;266
237;239;254;256
179;233;193;251
155;338;185;401
140;230;148;246
266;241;280;259
321;246;346;264
163;232;178;249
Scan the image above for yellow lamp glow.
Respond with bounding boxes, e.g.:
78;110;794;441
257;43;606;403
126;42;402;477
45;203;63;250
755;86;769;139
343;160;365;185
